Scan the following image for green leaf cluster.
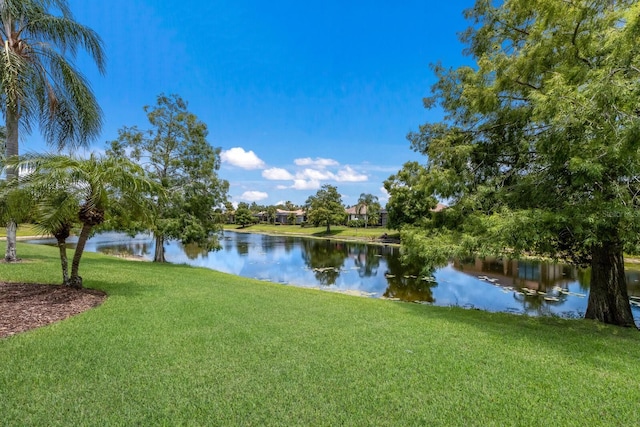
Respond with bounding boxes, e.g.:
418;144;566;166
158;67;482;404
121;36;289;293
108;94;229;259
389;0;640;326
234;203;255;228
305;185;345;233
394;0;640;264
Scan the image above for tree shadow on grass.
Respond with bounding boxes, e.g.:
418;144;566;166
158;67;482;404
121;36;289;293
311;230;343;238
394;300;640;364
86;280;157;298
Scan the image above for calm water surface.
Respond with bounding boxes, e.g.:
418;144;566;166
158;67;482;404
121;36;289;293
28;231;640;324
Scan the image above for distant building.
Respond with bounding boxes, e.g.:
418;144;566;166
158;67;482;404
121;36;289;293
345;206;388;227
275;209;306;225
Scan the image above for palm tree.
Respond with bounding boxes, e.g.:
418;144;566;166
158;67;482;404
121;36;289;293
0;0;106;262
357;193;379;228
31;185;77;285
14;154;156;288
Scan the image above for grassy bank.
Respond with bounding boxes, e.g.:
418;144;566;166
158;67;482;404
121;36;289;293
0;223;43;238
225;223;399;242
1;243;639;426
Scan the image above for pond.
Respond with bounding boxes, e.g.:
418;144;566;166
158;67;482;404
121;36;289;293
27;231;640;325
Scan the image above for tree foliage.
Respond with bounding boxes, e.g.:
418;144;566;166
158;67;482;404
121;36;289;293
383;162;443;230
266;206;277;224
305;185;344;233
109;94;229;262
393;0;640;327
0;0;105;261
234;203;254;228
356;193;381;227
9;154;155;288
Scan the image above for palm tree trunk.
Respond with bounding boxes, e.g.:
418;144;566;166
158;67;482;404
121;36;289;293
154;234;166;263
4;105;19;262
4;221;17;261
57;237;70;286
70;223;93;289
585;240;636;327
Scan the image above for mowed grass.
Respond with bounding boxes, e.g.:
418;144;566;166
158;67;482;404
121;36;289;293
226;223;398;241
0;223;44;238
1;244;639;426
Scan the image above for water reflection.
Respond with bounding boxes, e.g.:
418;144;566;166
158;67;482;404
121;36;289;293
25;231;640;325
301;239;349;286
383;250;437;303
181;242;210;260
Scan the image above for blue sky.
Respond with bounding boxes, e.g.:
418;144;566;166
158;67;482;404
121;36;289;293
36;0;475;206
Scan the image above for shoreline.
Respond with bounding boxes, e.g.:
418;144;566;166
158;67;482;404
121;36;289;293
6;229;640;265
0;235;51;241
225;227;401;247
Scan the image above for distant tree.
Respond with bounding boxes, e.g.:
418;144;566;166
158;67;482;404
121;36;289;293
266;206;277;224
284;201;297;211
396;0;640;327
287;212;297;225
383;162;440;230
0;0;106;262
234;203;253;228
249;202;263;213
223;201;235;224
305;185;344;233
108;94;229;263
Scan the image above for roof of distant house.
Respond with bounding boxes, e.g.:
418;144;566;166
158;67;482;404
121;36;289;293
431;203;448;212
276;209;305;216
345;206;386;215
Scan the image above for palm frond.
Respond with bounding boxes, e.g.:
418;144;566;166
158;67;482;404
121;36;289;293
24;13;105;74
0;0;105;150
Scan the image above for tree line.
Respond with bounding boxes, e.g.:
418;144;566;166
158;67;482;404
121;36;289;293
2;0;637;329
231;187;384;232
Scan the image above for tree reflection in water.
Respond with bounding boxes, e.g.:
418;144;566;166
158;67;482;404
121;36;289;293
453;257;586;316
180;242;210;260
96;241;151;258
301;239;348;286
299;238;440;300
348;243;380;278
234;233;252;256
383;250;438;303
31;231;639;325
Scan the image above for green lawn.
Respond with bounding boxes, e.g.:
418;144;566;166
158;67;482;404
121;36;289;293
1;243;639;426
225;223;398;241
0;223;44;238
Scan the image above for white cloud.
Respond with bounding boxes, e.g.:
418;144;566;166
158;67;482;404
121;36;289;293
262;167;294;180
379;186;390;203
240;191;269;202
335;166;368;182
294;157;339;168
276;185;289;190
292;179;321;190
221;147;266;170
297;168;334;181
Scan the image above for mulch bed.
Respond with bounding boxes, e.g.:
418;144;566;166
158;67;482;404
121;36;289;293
0;282;106;339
